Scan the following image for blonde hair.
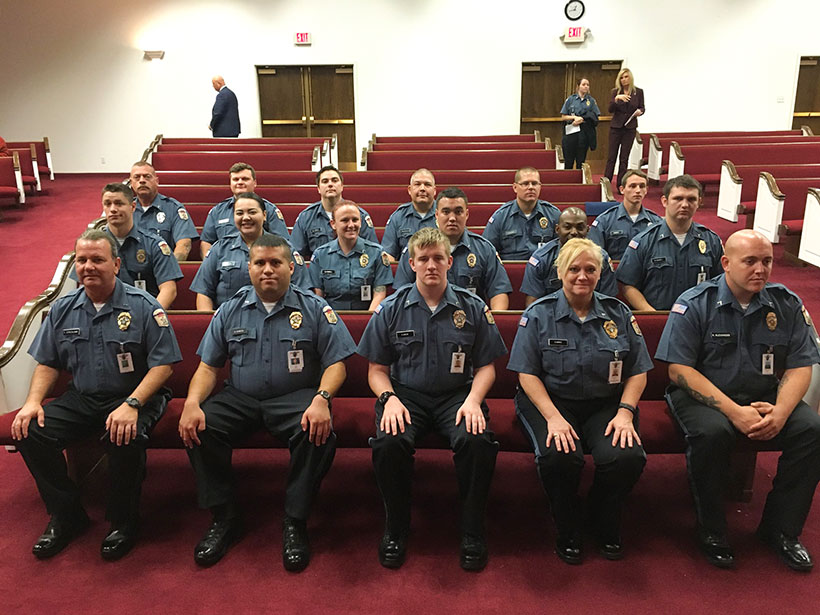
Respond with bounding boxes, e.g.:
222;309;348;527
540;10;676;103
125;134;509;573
555;238;603;279
408;227;449;259
615;68;635;95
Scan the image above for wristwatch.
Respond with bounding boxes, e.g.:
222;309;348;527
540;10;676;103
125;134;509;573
378;390;397;406
315;389;332;409
125;397;143;411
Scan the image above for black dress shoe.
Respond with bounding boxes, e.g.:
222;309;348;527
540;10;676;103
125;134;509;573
460;534;488;571
32;513;90;560
597;537;624;561
378;532;407;569
101;527;138;561
555;534;583;565
194;518;243;567
757;528;814;572
697;531;735;569
282;517;310;572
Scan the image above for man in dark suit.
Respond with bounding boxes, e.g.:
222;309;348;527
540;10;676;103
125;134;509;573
210;75;240;138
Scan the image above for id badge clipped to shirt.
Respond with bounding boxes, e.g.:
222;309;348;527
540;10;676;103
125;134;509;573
361;285;372;301
762;347;774;376
288;349;304;373
117;352;134;374
608;360;623;384
451;351;466;374
134;279;147;291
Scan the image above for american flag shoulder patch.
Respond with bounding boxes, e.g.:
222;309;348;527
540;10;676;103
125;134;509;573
518;316;528;327
628;239;639;250
671;303;688;315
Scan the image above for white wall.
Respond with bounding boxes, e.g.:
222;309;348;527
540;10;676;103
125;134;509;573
1;0;817;173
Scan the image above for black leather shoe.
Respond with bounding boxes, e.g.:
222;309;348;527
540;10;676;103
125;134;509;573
101;527;138;561
194;518;243;567
757;528;814;572
460;534;488;571
597;537;624;561
282;517;310;572
378;532;407;569
697;530;735;569
555;534;583;565
32;513;90;559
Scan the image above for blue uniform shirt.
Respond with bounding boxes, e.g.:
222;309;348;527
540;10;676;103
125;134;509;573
190;233;309;307
28;279;182;396
655;274;820;402
482;199;561;260
81;226;183;297
133;193;199;250
308;237;394;310
508;291;653;400
290;201;378;259
561;93;601;118
197;285;357;400
393;231;512;303
520;238;618;298
381;201;437;258
615;220;723;310
357;283;507;394
587;202;663;260
200;196;289;245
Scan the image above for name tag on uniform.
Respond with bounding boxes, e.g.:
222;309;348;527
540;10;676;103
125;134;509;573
762;351;774;375
451;352;466;374
288;349;304;373
218;217;230;224
134;279;147;291
361;285;372;301
117;352;134;374
608;360;623;384
548;339;568;346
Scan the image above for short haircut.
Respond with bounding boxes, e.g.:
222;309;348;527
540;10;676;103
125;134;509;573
663;174;703;198
555;237;602;279
75;228;118;259
436;186;469;207
410;168;436;184
130;161;155;173
331;199;360;221
514;166;540;183
559;206;586;221
619;168;648;187
249;233;292;263
408;227;450;260
101;182;134;200
229;162;256;180
234;191;265;210
316;165;343;185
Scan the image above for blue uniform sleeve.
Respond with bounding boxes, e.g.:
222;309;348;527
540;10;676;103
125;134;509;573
356;304;396;366
142;301;182;367
615;239;644;287
200;209;218;245
560;97;572;115
520;255;548;298
307;251;324;291
168;200;199;241
654;300;702;366
621;308;653;377
507;308;542;376
290;256;310;291
196;306;230;367
381;214;400;259
586;218;605;249
709;234;724;278
358;207;379;244
189;250;220;301
373;252;394;288
393;250;414;288
27;306;62;368
313;301;357;368
470;303;508;368
785;297;820;369
149;240;183;285
265;202;290;239
598;253;618;297
481;248;512;298
290;212;310;257
481;208;504;253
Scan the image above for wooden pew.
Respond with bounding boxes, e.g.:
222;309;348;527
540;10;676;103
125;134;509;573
0;155;22;208
752;174;820;243
371;142;547;151
374;134;539;143
8;146;39;194
6;138;53;181
797;188;820;267
151;150;319;172
363;150;558;171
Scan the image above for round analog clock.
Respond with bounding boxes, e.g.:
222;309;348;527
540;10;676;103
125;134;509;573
565;0;585;21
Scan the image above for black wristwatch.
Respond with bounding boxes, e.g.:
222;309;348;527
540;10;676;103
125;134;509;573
378;390;397;406
125;397;143;411
315;390;332;409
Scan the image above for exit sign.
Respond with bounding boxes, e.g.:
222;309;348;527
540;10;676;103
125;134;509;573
561;26;587;43
294;32;312;45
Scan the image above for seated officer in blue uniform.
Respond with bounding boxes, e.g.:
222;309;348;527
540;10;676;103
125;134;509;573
587;169;662;260
521;207;617;305
11;229;181;561
508;238;652;564
381;168;437;261
199;162;290;258
191;192;308;310
179;233;357;571
308;200;393;311
82;183;183;310
482;166;561;260
656;230;820;572
290;165;378;260
393;187;512;310
130;161;198;261
357;227;507;571
616;174;723;311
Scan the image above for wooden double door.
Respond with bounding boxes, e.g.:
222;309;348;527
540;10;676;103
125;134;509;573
793;56;820;136
520;61;623;169
256;65;356;163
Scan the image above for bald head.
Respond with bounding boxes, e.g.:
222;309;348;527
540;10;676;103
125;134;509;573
556;207;588;244
722;229;773;302
212;75;225;91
